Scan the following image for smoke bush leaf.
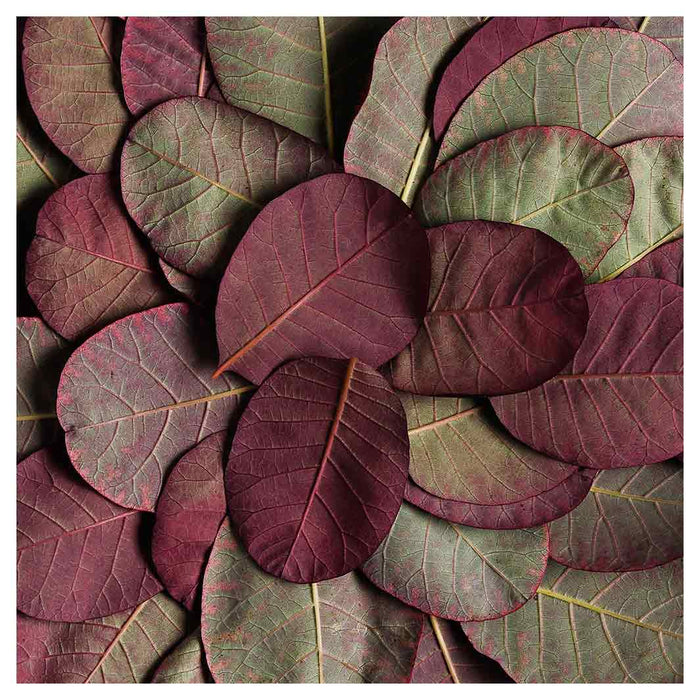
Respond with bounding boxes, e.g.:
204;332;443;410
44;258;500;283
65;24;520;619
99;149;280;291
619;238;683;285
152;629;212;684
613;16;683;62
158;260;215;307
492;278;683;469
57;303;253;511
226;356;409;583
215;173;430;384
416;126;634;277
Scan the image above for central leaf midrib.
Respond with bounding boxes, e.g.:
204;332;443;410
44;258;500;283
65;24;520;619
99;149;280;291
589;485;682;506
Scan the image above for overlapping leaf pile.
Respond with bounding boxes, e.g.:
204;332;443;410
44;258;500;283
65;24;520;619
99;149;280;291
17;16;683;684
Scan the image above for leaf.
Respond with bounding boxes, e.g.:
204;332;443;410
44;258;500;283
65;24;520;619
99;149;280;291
361;502;549;621
57;303;254;511
17;593;187;683
121;17;222;117
588;137;683;282
491;278;683;469
344;17;483;204
22;17;130;173
619;238;683;285
549;460;682;571
17;446;162;622
26;174;172;341
613;17;683;62
152;431;227;610
214;173;430;384
432;17;614;141
152;629;212;683
17;317;70;460
438;28;683;168
121;96;338;279
390;221;589;396
416;126;634;278
464;559;683;683
226;356;409;582
158;259;216;307
201;518;423;683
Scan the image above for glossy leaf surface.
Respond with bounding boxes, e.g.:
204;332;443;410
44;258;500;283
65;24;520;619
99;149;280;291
215;173;430;384
227;357;409;582
417;126;634;278
391;221;588;396
22;17;130;173
57;303;253;511
613;17;683;62
492;278;683;469
201;519;423;683
121;96;337;279
152;629;211;684
619;238;683;285
362;502;548;621
464;559;683;682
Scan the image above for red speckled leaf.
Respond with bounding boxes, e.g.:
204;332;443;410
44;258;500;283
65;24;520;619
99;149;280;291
492;278;683;469
121;17;222;117
152;629;212;683
549;460;682;571
158;260;215;307
226;356;409;582
22;17;130;173
619;238;683;285
26;174;171;341
215;173;430;384
17;447;162;622
152;432;227;610
391;221;588;396
432;17;613;141
57;303;254;512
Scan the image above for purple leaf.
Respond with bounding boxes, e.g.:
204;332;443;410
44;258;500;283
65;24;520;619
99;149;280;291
226;356;409;583
492;278;683;469
619;239;683;285
215;173;430;384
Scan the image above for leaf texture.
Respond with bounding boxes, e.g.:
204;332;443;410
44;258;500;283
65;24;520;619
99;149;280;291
22;17;130;173
464;559;683;683
613;17;683;62
201;518;423;683
438;28;683;167
619;238;683;285
17;447;162;622
491;278;683;469
549;460;682;571
416;126;634;277
17;593;187;683
215;173;430;384
152;629;212;683
121;96;338;279
390;221;588;395
226;357;409;582
152;431;227;610
362;502;549;621
57;303;253;511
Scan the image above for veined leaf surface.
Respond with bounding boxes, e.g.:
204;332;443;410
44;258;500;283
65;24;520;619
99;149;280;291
613;16;683;62
619;238;683;285
152;629;212;684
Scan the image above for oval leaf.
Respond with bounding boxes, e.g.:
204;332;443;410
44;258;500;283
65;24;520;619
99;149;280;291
464;559;683;683
416;126;634;278
362;502;549;621
438;28;683;167
619;238;683;285
391;221;589;395
57;303;253;511
22;17;130;173
226;356;409;582
152;629;211;684
215;173;430;384
121;96;338;279
492;278;683;469
201;518;423;683
152;431;227;610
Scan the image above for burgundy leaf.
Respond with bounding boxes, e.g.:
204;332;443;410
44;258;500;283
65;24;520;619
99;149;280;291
152;432;227;610
226;356;409;583
26;174;171;341
492;279;683;469
57;303;254;511
390;221;589;396
17;447;162;622
619;239;683;286
215;173;430;384
121;17;222;117
158;259;216;308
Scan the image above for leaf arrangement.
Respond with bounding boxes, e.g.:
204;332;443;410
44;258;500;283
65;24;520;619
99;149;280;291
16;16;683;684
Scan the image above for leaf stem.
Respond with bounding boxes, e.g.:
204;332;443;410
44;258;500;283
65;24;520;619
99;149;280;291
430;615;460;683
311;582;324;683
318;16;335;155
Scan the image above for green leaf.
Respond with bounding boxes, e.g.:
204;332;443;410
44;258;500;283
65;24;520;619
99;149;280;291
152;629;212;684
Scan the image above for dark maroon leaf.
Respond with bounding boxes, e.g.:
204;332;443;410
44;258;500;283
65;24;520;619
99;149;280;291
152;432;227;610
17;447;162;622
226;356;409;582
619;239;683;285
390;221;588;396
492;278;683;469
215;173;430;384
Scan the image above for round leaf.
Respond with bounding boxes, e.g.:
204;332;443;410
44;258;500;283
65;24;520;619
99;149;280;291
619;238;683;285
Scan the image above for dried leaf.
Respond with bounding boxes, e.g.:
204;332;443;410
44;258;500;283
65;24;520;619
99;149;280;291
619;238;683;285
152;629;212;683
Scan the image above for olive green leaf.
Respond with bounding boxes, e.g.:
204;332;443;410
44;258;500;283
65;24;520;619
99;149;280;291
153;629;212;684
